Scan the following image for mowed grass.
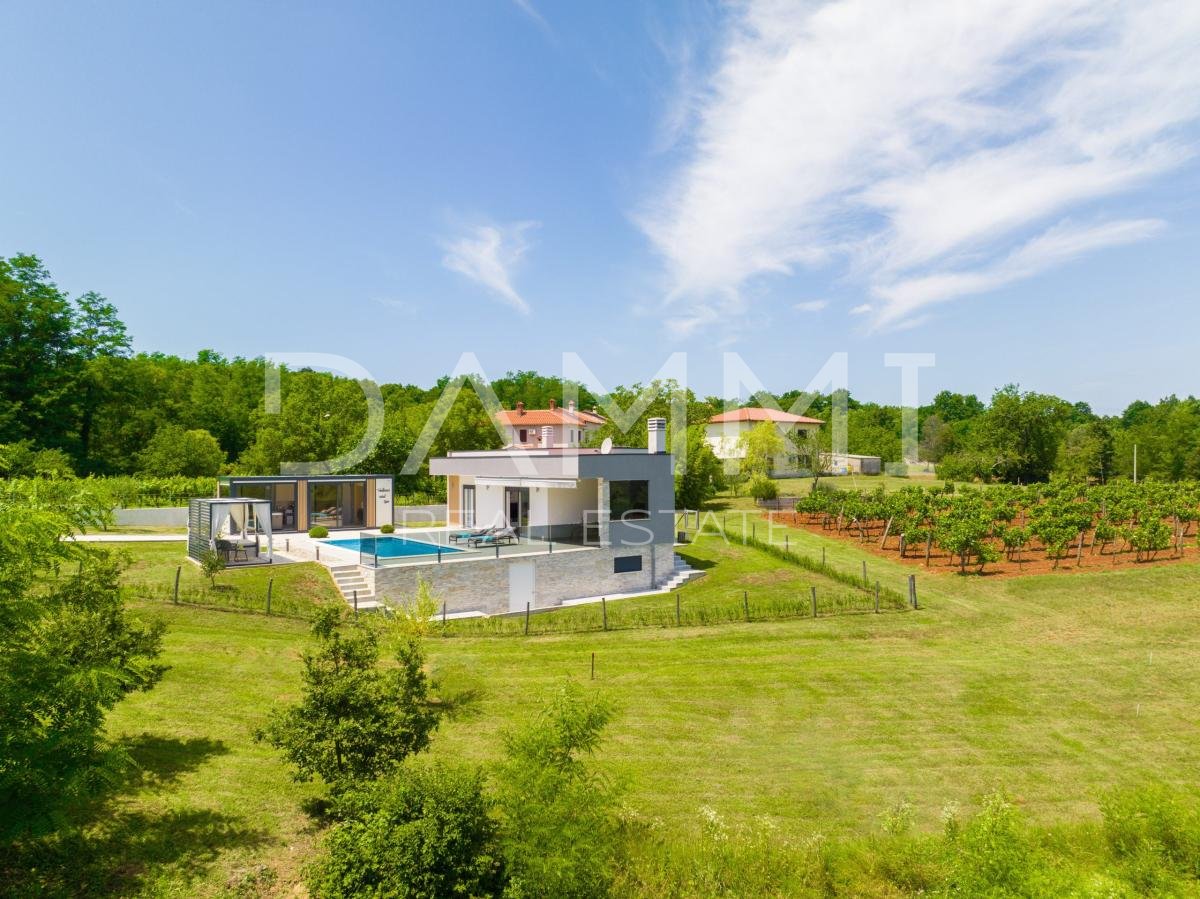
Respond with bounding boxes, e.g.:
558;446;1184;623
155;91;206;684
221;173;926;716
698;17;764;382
93;526;1200;894
709;473;953;511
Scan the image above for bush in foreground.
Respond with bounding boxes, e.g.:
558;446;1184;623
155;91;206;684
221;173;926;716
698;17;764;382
379;523;395;534
308;761;505;899
308;525;329;538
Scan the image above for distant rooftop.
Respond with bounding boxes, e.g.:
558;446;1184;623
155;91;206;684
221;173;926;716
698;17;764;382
496;399;606;427
708;407;824;425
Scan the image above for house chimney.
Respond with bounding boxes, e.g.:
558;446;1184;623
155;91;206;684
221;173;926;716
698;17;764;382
568;399;576;414
541;425;555;447
548;398;556;410
516;401;525;416
647;417;667;454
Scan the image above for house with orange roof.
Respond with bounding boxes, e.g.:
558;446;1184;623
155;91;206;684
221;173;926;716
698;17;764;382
705;406;826;477
497;399;606;448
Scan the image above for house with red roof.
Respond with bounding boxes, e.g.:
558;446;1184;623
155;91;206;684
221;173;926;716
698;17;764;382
497;399;606;448
705;406;825;477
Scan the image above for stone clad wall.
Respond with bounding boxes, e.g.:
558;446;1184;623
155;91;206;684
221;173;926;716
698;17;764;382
372;544;675;615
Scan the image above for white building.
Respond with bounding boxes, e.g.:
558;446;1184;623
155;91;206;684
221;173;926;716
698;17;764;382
705;407;825;478
496;400;606;448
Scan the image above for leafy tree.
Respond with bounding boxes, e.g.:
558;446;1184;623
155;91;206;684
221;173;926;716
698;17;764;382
1055;421;1115;483
199;548;226;586
738;421;786;478
974;385;1074;483
675;425;724;509
0;255;81;454
0;485;165;838
256;609;441;790
495;682;619;899
918;413;955;463
307;761;506;899
137;424;226;477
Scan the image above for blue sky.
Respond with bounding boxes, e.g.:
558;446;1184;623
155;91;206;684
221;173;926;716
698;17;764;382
3;1;1199;413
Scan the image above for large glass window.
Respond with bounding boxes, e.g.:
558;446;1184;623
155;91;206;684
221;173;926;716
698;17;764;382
609;480;650;520
308;481;366;530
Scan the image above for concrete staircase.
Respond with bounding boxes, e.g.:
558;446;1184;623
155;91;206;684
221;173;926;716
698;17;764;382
327;563;380;610
659;553;703;590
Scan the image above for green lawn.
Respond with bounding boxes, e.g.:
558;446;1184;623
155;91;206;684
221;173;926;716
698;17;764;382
708;473;953;511
75;527;1200;894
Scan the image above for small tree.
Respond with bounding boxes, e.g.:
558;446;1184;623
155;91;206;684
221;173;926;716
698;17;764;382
256;608;441;790
738;421;786;478
199;548;226;586
495;682;619;899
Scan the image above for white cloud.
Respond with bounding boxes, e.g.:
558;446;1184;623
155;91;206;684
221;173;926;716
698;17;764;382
795;299;829;312
873;217;1164;326
442;221;538;314
642;0;1200;329
848;304;872;316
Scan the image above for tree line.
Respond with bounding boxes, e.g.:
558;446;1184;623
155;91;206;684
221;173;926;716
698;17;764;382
4;254;1196;493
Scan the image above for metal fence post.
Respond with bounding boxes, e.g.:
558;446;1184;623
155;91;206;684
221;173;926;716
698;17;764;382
266;578;273;616
743;590;750;622
525;602;530;635
353;590;358;616
811;585;817;618
862;560;868;584
601;597;608;631
675;590;681;626
173;566;181;605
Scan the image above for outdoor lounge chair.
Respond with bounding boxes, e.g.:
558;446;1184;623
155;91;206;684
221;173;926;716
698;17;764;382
449;525;496;544
467;527;518;548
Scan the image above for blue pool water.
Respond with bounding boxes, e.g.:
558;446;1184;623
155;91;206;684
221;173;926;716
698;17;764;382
325;536;462;558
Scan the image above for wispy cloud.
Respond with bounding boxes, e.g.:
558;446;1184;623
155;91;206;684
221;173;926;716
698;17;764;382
849;304;873;316
441;221;538;315
641;0;1200;330
795;299;829;312
511;0;555;41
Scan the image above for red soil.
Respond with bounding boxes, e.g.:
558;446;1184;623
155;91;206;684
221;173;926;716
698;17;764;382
767;511;1200;579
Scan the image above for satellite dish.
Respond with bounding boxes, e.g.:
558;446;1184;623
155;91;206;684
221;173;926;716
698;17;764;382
600;437;613;455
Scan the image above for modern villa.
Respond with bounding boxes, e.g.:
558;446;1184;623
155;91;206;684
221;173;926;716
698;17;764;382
187;417;690;616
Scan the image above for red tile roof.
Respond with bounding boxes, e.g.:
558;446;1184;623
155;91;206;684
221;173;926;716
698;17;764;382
496;408;607;427
708;407;824;425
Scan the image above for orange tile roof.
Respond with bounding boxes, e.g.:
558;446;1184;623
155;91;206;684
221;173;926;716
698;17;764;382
496;408;606;427
708;407;824;425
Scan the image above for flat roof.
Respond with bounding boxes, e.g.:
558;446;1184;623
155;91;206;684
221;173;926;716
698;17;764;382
441;447;646;459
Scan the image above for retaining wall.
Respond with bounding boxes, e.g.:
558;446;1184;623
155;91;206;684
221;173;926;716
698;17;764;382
372;543;674;615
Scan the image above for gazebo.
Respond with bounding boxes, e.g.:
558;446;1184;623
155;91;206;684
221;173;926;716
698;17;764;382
187;497;274;566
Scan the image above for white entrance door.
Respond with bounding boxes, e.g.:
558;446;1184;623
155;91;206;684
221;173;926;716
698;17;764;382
508;561;535;613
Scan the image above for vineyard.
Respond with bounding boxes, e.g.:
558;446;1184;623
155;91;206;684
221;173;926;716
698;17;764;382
779;480;1200;576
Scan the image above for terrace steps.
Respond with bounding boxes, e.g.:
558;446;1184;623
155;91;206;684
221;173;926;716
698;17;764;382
327;563;379;608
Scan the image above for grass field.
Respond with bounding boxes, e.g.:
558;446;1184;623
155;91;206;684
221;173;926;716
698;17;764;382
709;473;952;511
76;523;1200;894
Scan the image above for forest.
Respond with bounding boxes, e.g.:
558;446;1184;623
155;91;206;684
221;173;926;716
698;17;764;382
4;253;1199;493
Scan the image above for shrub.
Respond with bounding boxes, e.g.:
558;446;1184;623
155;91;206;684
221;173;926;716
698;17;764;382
256;609;441;790
379;523;395;534
1101;783;1200;888
495;682;620;898
198;549;226;586
309;525;329;538
747;474;778;502
308;761;505;899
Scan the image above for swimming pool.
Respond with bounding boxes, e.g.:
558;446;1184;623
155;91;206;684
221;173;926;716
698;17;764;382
324;536;463;558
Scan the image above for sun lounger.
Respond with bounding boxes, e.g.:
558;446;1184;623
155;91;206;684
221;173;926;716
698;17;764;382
467;527;518;548
449;525;496;544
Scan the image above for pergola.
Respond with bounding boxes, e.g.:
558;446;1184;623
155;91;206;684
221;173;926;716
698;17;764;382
187;497;274;566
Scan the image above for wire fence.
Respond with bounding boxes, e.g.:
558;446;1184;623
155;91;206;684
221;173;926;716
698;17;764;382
124;571;315;620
